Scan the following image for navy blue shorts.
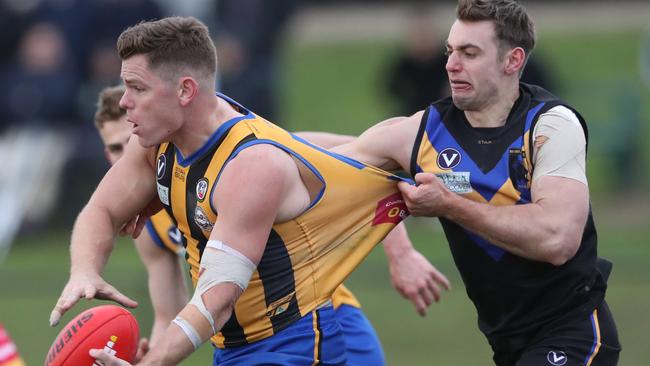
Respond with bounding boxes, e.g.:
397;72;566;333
494;301;621;366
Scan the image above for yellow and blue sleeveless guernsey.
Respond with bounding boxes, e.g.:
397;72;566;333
145;177;362;308
145;211;184;255
411;83;612;351
155;93;408;348
145;194;357;312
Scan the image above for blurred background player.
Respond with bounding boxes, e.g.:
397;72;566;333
384;6;450;116
0;20;76;260
215;0;299;122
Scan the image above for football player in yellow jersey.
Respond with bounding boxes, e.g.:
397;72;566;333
44;13;440;363
49;14;451;360
90;85;448;365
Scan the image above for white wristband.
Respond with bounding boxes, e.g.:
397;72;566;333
172;316;202;350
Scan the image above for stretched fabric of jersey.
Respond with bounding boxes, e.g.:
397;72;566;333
155;94;408;348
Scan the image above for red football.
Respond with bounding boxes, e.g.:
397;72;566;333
45;305;139;366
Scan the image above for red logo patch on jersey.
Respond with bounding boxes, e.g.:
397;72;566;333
372;192;409;225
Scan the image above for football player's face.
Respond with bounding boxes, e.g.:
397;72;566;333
98;115;131;165
119;54;183;147
445;20;507;112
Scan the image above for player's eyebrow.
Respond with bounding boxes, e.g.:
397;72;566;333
122;78;140;86
445;42;482;52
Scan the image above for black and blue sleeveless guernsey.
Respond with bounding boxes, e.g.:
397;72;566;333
411;83;612;352
155;93;409;348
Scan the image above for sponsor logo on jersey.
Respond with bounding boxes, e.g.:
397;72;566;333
157;183;170;206
436;172;472;194
373;192;408;225
174;166;186;182
546;350;568;366
266;292;296;317
156;154;166;180
437;148;461;169
196;178;209;202
194;206;214;231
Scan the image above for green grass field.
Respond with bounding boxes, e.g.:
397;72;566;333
2;212;648;365
1;29;648;365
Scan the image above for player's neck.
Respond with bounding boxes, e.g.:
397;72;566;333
465;83;519;128
172;94;239;158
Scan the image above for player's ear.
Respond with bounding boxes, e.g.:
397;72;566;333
178;77;199;106
504;47;526;76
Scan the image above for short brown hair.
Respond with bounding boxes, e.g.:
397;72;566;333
94;85;126;129
456;0;535;57
117;16;217;85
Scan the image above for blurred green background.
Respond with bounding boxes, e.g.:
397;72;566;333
2;13;649;366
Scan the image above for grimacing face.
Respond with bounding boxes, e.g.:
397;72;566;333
119;54;183;148
97;115;131;165
445;20;509;112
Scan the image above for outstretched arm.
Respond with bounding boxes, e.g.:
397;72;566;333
331;113;422;172
293;131;355;148
297;119;451;315
50;139;158;326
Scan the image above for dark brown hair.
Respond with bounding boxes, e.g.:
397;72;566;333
456;0;535;57
94;85;126;129
117;16;217;84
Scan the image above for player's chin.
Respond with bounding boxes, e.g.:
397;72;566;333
135;136;157;148
451;95;477;111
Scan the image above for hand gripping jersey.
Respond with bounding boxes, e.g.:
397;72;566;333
155;94;408;348
411;83;611;349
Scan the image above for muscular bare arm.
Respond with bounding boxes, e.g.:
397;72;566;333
399;174;587;266
331;112;422;172
293;131;355;148
50;138;158;325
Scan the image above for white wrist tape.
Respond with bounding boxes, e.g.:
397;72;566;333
189;240;257;334
172;316;202;350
